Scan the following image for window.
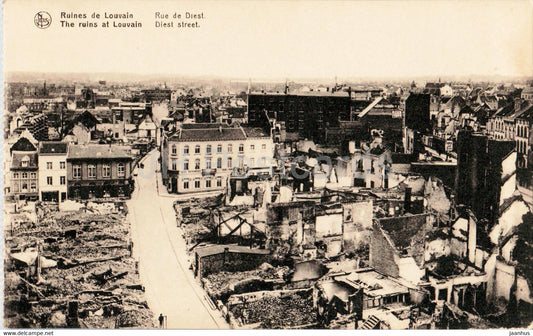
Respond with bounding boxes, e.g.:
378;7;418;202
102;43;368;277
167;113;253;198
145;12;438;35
261;157;266;166
195;159;201;170
171;159;177;170
227;157;233;168
206;159;212;169
13;172;19;179
183;181;189;189
183;145;189;154
238;157;244;167
47;162;53;170
239;144;244;153
206;145;212;154
195;145;201;154
228;144;233;153
88;164;96;178
21;159;29;167
22;183;28;191
60;176;66;185
194;179;201;188
262;144;266;150
217;144;222;153
47;176;53;185
250;144;255;151
118;163;125;177
73;165;82;179
103;164;111;178
184;160;189;170
22;172;28;179
216;177;222;187
251;158;255;166
30;182;36;192
217;157;222;169
60;161;66;169
172;145;177;155
13;183;19;192
206;179;211;188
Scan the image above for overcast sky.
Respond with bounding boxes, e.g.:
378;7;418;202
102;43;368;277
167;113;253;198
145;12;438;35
4;0;533;79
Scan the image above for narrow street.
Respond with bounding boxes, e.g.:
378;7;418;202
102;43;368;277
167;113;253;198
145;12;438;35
127;149;228;329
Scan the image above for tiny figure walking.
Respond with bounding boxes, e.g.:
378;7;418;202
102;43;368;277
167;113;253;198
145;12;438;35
159;313;164;328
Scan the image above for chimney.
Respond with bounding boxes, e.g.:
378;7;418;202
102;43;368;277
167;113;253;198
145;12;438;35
467;215;477;264
404;187;412;213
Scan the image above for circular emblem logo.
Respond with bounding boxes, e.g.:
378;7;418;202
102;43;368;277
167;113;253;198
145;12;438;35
34;11;52;29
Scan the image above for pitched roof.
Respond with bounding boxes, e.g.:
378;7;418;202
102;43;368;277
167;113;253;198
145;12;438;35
68;144;132;160
75;110;100;128
39;141;68;155
493;103;516;117
11;152;38;169
242;127;270;138
11;137;37;152
181;123;224;129
177;127;247;142
522;86;533;94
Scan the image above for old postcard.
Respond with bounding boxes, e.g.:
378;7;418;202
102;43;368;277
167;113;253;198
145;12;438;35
2;0;533;332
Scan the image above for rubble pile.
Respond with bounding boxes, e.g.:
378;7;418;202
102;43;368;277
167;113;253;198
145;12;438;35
4;202;155;329
204;263;290;300
230;292;317;328
174;196;234;245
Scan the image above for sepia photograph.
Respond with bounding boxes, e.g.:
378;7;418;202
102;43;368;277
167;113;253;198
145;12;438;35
1;0;533;332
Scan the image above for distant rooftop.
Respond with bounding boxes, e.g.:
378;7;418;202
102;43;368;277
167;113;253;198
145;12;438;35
249;90;349;97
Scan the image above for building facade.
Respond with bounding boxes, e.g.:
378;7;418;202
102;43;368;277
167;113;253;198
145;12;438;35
38;142;68;202
67;145;134;199
247;91;351;144
162;124;274;194
9;137;39;200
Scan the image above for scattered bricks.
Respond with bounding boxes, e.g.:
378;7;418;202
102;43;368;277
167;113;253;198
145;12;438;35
4;201;155;329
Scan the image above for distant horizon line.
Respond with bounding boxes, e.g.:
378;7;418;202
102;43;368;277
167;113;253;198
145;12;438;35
6;70;533;84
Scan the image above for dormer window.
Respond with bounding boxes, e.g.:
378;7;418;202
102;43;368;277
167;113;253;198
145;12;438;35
21;155;30;168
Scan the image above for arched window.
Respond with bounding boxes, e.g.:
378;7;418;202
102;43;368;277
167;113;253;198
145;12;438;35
217;157;222;168
227;157;233;168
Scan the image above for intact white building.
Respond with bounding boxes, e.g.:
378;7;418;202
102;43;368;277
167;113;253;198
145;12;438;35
38;142;68;202
162;124;274;193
